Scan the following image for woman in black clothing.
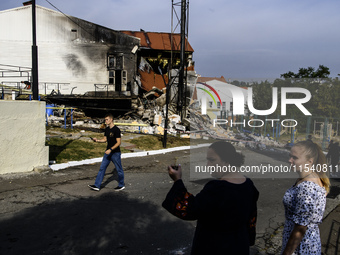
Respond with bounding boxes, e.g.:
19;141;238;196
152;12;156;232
162;141;259;255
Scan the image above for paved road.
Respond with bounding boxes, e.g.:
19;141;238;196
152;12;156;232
0;147;339;254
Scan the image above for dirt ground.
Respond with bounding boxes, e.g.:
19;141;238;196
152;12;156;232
0;146;339;255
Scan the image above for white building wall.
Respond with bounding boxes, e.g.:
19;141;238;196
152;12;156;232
0;101;49;174
196;80;248;116
0;5;138;95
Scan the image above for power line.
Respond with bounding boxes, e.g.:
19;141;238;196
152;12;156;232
43;0;100;43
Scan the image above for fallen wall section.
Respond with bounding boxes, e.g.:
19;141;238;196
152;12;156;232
0;101;49;174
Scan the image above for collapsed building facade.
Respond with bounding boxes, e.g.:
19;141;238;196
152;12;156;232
0;3;197;120
119;30;196;125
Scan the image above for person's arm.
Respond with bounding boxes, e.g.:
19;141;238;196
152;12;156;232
282;224;307;255
93;136;107;143
168;164;182;182
108;137;121;151
162;165;197;220
105;137;121;154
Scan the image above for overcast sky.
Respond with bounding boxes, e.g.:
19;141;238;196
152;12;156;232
1;0;340;80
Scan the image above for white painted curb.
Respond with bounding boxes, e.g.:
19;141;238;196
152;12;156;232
49;143;211;171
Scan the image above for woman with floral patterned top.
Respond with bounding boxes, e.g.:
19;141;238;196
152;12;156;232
282;141;330;255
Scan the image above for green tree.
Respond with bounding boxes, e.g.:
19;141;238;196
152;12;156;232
251;81;275;112
280;65;330;79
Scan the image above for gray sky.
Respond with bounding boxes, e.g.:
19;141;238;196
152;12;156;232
1;0;340;80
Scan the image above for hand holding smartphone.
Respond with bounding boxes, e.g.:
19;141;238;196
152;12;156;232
168;164;182;181
172;157;179;170
171;165;179;170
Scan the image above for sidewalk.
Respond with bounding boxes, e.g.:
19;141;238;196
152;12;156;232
0;147;339;254
320;201;340;255
252;203;340;255
251;185;340;255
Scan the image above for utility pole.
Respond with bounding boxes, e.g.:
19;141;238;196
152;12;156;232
163;0;189;148
178;0;186;119
32;0;39;100
171;0;189;120
163;79;171;148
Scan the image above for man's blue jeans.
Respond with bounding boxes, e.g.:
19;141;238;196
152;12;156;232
94;152;124;188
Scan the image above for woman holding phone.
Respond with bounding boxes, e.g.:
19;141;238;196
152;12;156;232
162;141;259;255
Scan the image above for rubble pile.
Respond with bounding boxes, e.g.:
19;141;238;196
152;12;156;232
114;86;189;136
45;95;284;151
188;109;285;151
245;134;283;149
188;109;234;140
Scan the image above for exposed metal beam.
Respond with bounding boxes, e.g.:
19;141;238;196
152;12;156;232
32;0;39;100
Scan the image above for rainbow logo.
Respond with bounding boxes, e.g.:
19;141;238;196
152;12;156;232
197;82;222;114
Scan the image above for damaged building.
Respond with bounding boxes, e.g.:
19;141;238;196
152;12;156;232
193;79;248;120
119;30;197;122
0;3;198;119
0;3;140;97
121;30;195;92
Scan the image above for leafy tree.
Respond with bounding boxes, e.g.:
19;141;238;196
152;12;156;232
280;65;330;79
314;65;331;78
230;80;251;87
251;68;340;133
251;80;278;115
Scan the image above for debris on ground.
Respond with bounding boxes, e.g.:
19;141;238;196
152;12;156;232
45;90;285;152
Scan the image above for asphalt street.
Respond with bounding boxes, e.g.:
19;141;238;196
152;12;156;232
0;147;339;255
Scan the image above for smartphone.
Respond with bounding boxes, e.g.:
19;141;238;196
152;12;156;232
171;165;179;170
172;157;179;170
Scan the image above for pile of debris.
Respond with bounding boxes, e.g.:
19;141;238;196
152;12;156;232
186;109;284;150
45;91;285;150
45;94;189;137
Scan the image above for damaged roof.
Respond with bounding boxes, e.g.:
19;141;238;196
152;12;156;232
139;69;168;92
197;76;227;83
121;31;194;52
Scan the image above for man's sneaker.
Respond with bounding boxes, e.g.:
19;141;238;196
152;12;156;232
114;186;125;191
88;184;100;191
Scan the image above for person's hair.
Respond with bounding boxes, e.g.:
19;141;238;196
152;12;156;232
209;141;245;167
105;113;114;120
294;141;330;193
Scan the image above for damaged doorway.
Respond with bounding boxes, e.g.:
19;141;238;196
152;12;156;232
108;70;127;92
115;70;122;92
108;54;127;93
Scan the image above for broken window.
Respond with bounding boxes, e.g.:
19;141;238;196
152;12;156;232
122;70;127;85
108;70;126;90
108;54;124;70
116;55;124;69
108;55;115;69
109;71;115;85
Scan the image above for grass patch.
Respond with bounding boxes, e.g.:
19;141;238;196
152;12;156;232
47;127;80;134
47;138;107;163
46;134;191;163
128;135;190;151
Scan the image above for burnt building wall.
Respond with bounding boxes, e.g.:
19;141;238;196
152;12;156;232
0;5;140;95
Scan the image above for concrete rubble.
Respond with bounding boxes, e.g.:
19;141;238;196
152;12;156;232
46;98;286;153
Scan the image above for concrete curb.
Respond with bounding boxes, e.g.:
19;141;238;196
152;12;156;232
49;143;211;171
